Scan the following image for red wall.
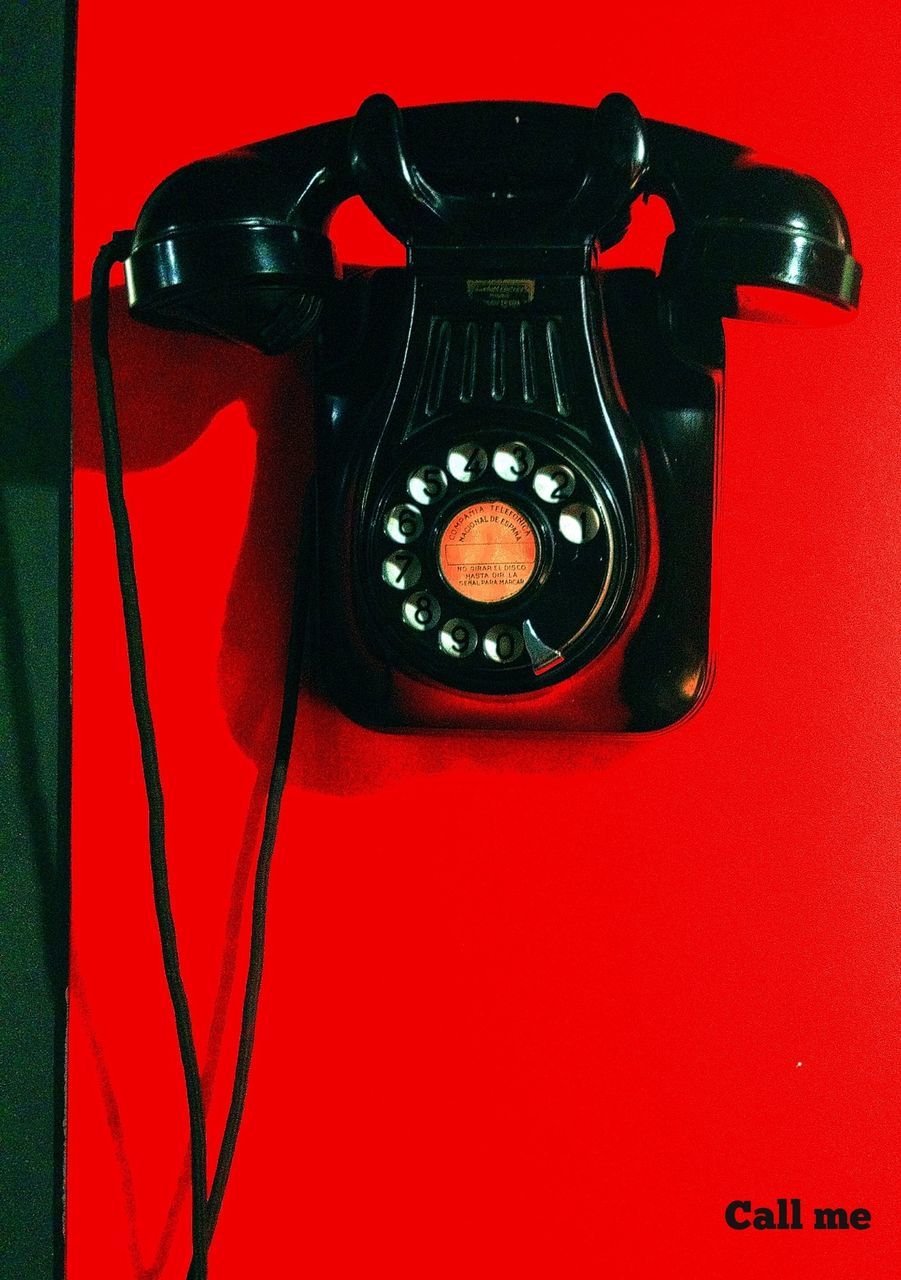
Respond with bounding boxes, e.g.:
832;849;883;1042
70;3;899;1276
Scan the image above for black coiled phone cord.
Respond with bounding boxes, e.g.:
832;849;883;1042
91;236;311;1278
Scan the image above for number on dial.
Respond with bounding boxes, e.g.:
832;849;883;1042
403;591;441;631
382;551;421;590
408;466;447;505
493;442;535;481
534;464;575;503
483;625;524;664
385;503;424;544
447;444;488;482
439;618;478;657
559;503;601;544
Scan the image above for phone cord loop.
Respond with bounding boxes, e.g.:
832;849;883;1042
190;490;313;1274
91;233;313;1278
90;234;210;1280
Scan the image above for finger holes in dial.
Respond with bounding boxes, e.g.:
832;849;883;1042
533;464;575;503
447;444;488;483
483;624;524;664
382;551;422;590
559;503;601;544
439;618;478;658
492;442;534;482
403;591;441;631
407;465;447;505
385;503;424;544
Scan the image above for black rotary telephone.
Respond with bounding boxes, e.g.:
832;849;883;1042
90;94;861;1275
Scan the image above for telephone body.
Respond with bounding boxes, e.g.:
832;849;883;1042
122;95;861;732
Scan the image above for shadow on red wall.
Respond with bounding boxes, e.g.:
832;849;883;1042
73;285;641;790
71;284;643;1277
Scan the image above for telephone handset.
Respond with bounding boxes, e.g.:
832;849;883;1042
91;94;860;1277
118;92;860;732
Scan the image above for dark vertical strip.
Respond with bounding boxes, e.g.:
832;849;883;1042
545;318;571;417
491;322;506;401
0;1;75;1277
519;320;536;404
58;7;76;1275
460;321;477;404
424;319;451;418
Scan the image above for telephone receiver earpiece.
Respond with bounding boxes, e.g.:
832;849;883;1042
648;126;862;317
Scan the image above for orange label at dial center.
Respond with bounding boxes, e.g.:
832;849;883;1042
438;501;538;603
